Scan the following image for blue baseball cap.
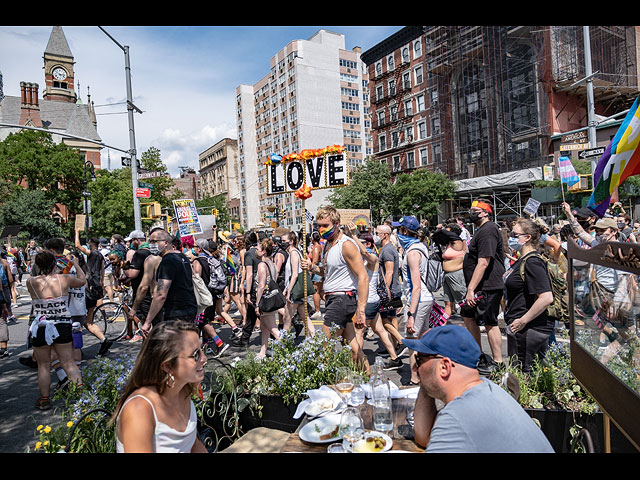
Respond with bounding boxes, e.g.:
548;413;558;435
403;325;482;369
391;215;420;231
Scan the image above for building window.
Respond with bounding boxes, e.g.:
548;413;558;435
431;116;441;135
414;65;423;85
390;105;398;122
379;135;387;151
403;72;411;90
416;94;425;111
376;85;384;101
387;55;394;71
404;99;413;116
433;143;442;164
405;126;413;143
388;79;396;96
377;111;385;126
414;39;422;58
407;151;415;169
418;121;427;140
420;148;429;166
375;61;382;76
402;47;410;63
430;89;438;106
393;155;401;171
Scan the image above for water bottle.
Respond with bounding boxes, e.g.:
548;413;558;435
72;322;83;349
372;375;393;432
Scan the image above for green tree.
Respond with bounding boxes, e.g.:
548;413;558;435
195;195;230;228
0;188;64;240
388;169;456;223
328;157;392;225
139;147;183;209
0;130;85;217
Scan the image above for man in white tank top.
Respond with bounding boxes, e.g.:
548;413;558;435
301;206;370;369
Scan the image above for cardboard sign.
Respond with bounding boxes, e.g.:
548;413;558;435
337;209;370;229
74;215;86;232
523;197;541;217
267;153;348;195
172;199;203;236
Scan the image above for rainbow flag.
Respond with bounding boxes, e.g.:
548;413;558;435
225;247;237;275
588;94;640;217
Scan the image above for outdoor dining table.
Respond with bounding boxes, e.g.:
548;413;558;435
280;392;424;453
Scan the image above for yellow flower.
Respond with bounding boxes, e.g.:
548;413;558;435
43;441;49;446
35;442;42;450
36;425;43;431
44;425;52;434
67;421;74;428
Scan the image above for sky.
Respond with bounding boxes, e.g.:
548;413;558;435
0;25;403;177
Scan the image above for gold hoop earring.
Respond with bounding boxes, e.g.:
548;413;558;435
166;373;175;389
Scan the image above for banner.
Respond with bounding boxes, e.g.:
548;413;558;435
266;153;348;195
337;209;370;229
557;156;580;187
172;199;203;236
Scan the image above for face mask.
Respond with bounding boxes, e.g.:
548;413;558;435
280;241;290;250
319;225;338;240
469;210;482;223
366;247;374;254
508;236;520;251
397;233;419;250
618;222;626;229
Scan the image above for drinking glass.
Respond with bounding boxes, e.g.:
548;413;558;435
349;374;365;406
335;367;355;405
339;407;364;452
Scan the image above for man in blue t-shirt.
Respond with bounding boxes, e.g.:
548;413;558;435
403;325;554;453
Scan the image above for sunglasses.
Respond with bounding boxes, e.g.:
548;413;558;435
183;346;206;363
415;354;443;367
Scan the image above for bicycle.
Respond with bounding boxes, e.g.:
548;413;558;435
91;285;139;342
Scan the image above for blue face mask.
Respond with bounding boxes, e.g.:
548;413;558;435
508;236;520;251
397;233;419;250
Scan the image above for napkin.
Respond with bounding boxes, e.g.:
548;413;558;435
362;380;399;399
293;386;344;419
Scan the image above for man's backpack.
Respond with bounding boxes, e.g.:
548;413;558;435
519;252;569;324
407;243;444;292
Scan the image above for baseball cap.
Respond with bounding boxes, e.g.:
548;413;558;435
391;215;420;232
195;239;209;251
402;325;482;369
594;217;618;230
125;230;145;242
99;237;109;247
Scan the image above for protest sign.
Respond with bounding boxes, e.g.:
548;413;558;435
172;199;203;236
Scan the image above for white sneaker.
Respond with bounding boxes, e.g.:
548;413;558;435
310;311;322;320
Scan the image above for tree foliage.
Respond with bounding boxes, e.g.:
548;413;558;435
195;195;231;229
0;188;64;240
388;169;456;222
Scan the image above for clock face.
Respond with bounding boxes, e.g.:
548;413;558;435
52;68;67;81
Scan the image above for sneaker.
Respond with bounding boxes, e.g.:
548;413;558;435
55;377;70;392
382;357;403;371
0;349;10;358
19;356;38;368
376;346;391;357
477;353;500;376
97;339;113;357
395;343;408;357
212;343;230;359
35;397;51;411
311;311;323;320
129;334;143;343
365;327;375;339
231;338;248;348
293;322;303;337
232;328;243;339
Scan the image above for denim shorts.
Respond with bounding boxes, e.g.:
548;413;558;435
365;300;380;320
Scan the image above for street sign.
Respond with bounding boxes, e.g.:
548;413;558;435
121;157;140;168
138;171;164;179
138;181;155;190
559;143;589;151
578;147;606;159
136;187;151;198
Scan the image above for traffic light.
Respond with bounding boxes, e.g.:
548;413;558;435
262;213;267;222
281;206;286;216
214;208;219;217
146;202;162;218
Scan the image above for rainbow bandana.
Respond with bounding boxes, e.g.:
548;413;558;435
471;200;493;214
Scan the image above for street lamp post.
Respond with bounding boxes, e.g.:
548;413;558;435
98;26;143;232
83;160;96;245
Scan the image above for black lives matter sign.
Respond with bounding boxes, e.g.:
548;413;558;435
267;154;348;195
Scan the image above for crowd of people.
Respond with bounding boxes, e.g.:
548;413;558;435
4;196;639;453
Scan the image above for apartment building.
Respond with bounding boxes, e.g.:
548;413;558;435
235;29;372;231
362;26;639;219
199;138;242;222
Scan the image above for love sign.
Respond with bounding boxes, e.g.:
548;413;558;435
266;153;348;195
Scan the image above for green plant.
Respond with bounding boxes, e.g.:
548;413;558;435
490;333;598;415
29;354;137;453
227;329;362;406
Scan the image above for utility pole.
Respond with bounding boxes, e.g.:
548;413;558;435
583;26;598;174
99;26;143;232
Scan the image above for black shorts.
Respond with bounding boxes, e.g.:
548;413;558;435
323;293;357;330
460;289;503;327
31;322;73;348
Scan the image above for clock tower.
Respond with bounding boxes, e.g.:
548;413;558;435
43;26;77;103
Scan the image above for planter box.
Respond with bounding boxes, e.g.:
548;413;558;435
525;408;636;453
239;395;303;434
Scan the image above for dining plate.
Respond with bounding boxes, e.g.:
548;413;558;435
298;414;343;444
304;398;339;417
352;431;393;453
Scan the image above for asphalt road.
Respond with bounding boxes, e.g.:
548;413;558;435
0;277;507;453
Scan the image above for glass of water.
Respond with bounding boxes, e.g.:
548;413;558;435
349;374;365;406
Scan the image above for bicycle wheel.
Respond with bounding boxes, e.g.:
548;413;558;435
93;302;128;341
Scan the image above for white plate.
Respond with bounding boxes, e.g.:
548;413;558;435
299;414;343;444
304;398;339;417
352;431;393;453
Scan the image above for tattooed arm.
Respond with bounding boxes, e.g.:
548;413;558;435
141;277;171;336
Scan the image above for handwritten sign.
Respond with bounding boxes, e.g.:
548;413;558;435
172;199;203;236
267;153;348;195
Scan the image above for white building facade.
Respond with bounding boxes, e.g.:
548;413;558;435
235;29;371;231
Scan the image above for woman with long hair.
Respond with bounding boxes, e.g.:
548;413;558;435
254;238;282;359
504;219;554;373
112;320;208;453
27;251;86;410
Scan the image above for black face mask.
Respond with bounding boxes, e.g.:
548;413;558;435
469;211;482;223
